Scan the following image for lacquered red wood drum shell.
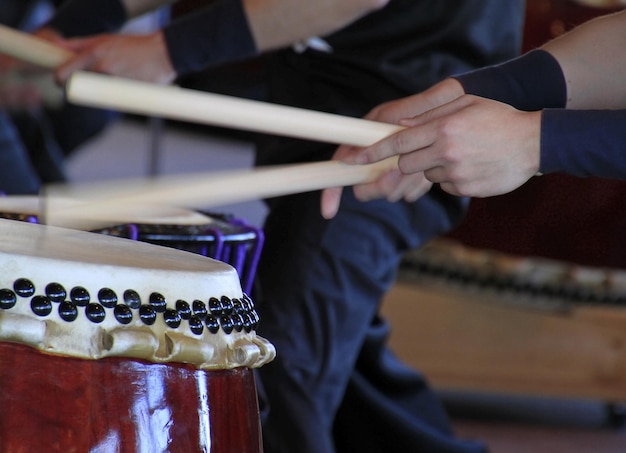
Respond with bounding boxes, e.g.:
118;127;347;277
0;342;262;453
0;219;275;452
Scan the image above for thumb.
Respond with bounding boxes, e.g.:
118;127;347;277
320;187;344;219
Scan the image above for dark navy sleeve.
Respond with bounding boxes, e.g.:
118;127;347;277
162;0;258;77
454;49;567;111
45;0;127;37
540;109;626;178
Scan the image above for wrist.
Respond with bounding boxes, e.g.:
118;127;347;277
163;0;258;77
454;49;566;111
45;0;127;37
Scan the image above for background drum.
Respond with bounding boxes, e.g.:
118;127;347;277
0;195;263;294
0;218;274;452
97;211;263;296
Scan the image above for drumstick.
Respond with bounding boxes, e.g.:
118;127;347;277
66;71;404;147
0;24;73;68
43;156;399;230
41;72;408;229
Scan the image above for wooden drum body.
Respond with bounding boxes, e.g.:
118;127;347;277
0;344;261;452
0;219;274;452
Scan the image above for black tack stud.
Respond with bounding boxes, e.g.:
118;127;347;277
114;304;133;325
208;297;222;316
0;289;16;309
220;296;234;315
232;298;244;314
164;309;182;328
188;315;204;335
98;288;118;308
176;300;191;319
45;282;67;303
123;290;142;309
139;304;157;325
250;311;260;329
31;295;52;317
192;300;207;319
220;315;234;335
241;297;252;312
86;303;106;323
242;313;253;333
232;314;244;332
58;301;78;322
14;278;35;297
242;294;253;310
149;292;166;313
205;315;220;334
70;286;90;306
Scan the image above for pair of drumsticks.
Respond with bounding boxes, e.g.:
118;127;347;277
0;24;402;229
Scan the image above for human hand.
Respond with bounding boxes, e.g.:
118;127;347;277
354;95;543;198
320;78;464;219
320;144;433;219
0;28;67;110
54;31;176;85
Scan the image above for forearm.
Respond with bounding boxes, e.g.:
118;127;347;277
163;0;387;76
542;11;626;109
244;0;388;52
121;0;176;18
456;10;626;111
45;0;175;37
540;109;626;178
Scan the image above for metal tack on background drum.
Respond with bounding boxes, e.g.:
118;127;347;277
0;218;274;452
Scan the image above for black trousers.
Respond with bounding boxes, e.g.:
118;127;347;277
254;179;482;453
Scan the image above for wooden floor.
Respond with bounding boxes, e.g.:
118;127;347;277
69;117;626;452
382;278;626;452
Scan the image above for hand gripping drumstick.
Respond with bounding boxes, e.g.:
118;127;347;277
42;72;404;229
0;24;73;68
0;24;73;107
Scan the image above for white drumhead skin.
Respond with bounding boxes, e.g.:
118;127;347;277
0;219;274;369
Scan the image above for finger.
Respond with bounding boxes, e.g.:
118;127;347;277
402;178;433;203
320;186;344;219
352;170;399;202
438;181;464;197
54;51;97;84
393;146;443;176
398;94;475;128
354;123;437;166
332;144;363;163
380;170;407;202
384;172;431;203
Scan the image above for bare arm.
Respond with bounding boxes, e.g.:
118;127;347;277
120;0;177;19
245;0;389;52
542;10;626;109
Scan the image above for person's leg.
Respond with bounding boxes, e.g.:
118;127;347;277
255;184;473;452
256;189;385;452
333;315;486;453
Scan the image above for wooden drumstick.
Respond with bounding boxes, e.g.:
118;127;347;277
0;24;73;68
66;71;405;147
44;156;400;230
44;72;409;229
